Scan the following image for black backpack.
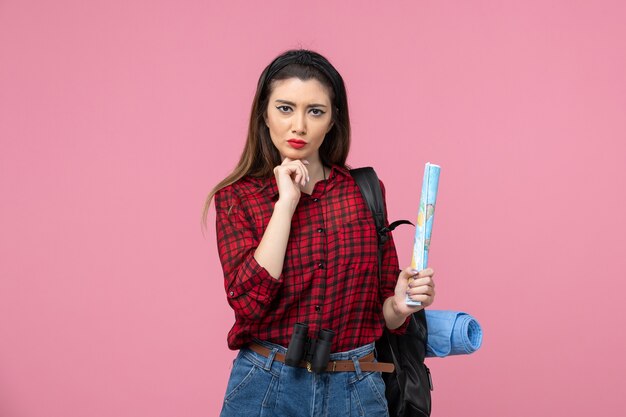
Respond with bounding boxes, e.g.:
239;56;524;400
350;167;433;417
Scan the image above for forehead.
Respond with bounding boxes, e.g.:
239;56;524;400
268;78;332;104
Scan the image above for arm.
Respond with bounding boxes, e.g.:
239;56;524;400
253;158;309;277
215;159;310;321
252;199;296;278
384;267;435;329
376;181;435;330
215;187;285;321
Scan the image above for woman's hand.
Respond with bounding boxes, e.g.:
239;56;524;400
392;266;436;317
273;158;309;209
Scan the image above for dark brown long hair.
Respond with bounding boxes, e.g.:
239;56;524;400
202;49;351;226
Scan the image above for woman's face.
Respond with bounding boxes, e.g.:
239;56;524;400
265;77;334;164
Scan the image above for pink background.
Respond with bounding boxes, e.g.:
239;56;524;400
1;1;625;416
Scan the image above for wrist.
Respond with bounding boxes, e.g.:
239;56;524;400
391;296;407;320
274;198;297;215
384;296;409;330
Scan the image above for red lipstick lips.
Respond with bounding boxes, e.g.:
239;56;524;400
287;139;306;149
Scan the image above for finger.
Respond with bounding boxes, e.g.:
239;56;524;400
406;293;430;301
407;285;436;297
407;285;435;296
408;277;434;288
283;160;305;180
400;266;419;280
407;294;434;306
418;268;435;278
298;161;309;183
275;163;295;176
282;161;306;182
300;162;311;187
292;164;305;186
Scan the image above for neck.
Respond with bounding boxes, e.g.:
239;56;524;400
307;161;327;182
300;162;328;195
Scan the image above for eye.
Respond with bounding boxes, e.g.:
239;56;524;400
309;108;326;116
276;105;292;113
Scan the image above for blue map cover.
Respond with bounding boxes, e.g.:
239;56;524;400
407;162;441;306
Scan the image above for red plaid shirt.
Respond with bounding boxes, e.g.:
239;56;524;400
215;166;405;352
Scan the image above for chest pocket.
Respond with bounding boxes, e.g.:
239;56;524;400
338;218;378;268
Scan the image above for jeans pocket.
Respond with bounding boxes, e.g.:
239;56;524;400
349;371;389;417
223;353;258;403
221;353;278;416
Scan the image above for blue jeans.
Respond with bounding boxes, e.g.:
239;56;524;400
219;340;389;417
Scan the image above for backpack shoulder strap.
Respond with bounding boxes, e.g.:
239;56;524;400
350;168;413;275
350;167;387;242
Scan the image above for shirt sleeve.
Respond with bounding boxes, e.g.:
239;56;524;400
214;186;283;322
379;180;411;334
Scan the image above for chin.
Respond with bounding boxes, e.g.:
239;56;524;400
283;150;309;160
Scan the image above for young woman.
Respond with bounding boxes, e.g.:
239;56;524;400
204;49;435;417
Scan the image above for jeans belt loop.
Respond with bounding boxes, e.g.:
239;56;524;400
264;348;277;371
351;355;363;379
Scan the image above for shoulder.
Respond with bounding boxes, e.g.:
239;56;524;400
344;166;388;192
214;176;273;210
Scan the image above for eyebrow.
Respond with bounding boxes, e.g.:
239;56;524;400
274;99;328;108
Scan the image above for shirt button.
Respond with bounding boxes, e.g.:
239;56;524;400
312;198;319;202
317;228;324;233
229;291;234;297
317;262;325;269
315;305;321;312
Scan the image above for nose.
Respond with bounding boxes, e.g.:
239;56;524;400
291;111;307;135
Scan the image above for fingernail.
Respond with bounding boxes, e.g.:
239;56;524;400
307;176;310;182
411;269;419;274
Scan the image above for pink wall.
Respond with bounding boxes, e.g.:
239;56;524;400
1;1;625;416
